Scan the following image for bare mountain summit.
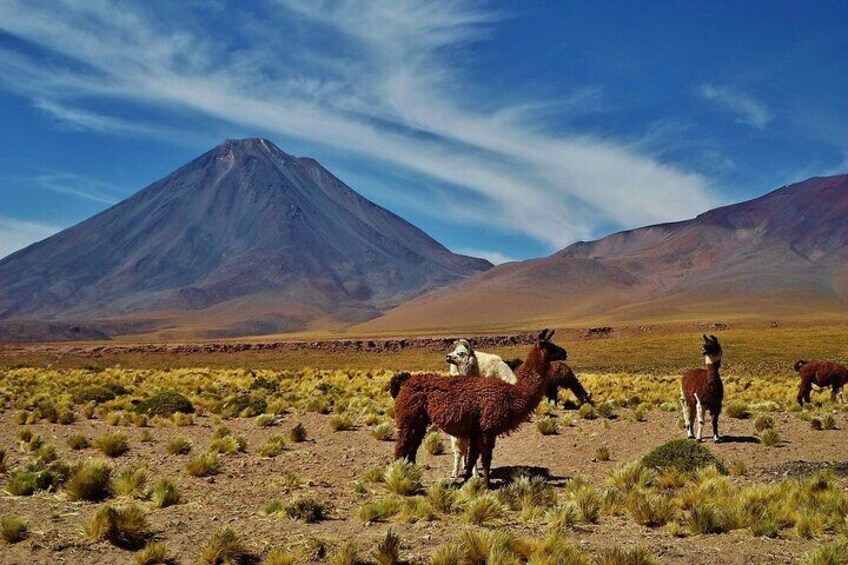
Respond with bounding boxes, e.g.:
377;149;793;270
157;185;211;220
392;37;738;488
0;139;491;339
356;173;848;333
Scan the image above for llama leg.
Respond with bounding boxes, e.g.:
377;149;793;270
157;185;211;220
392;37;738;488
694;393;704;441
681;393;694;439
711;410;721;442
449;436;461;479
838;387;845;404
479;434;496;489
463;434;481;482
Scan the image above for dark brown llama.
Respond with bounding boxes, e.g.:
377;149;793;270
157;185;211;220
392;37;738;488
794;360;848;407
680;335;724;442
506;358;593;406
390;329;567;488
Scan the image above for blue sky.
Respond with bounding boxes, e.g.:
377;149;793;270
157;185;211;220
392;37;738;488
0;1;846;263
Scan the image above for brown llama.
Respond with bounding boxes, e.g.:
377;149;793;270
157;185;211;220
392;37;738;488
506;358;593;406
794;360;848;407
680;335;724;442
390;329;567;488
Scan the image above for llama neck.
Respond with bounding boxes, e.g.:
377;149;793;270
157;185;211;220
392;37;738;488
516;348;551;409
705;358;721;380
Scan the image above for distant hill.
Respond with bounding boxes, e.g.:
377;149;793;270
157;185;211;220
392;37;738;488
355;174;848;334
0;138;491;339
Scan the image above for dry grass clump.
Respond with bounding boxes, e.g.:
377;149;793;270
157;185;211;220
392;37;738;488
545;502;579;533
0;516;28;544
804;541;848;565
625;489;677;527
725;400;750;419
372;530;402;565
372;421;395;441
330;541;364;565
257;435;287;458
289;423;307;442
133;541;172;565
759;428;781;447
754;414;774;432
85;503;150;549
186;453;220;477
594;546;659;565
6;461;67;496
578;403;598;420
329;412;356;431
255;414;276;427
152;478;181;508
199;527;252;564
67;433;89;450
166;437;192;455
423;431;445;455
65;459;112;501
94;431;129;457
264;548;296;565
285;497;328;523
462;493;506;525
72;384;117;404
499;476;556;513
595;401;617;419
134;391;194;417
596;446;611;461
110;466;147;499
536;417;559;435
384;460;423;496
356;497;402;523
209;433;247;455
426;481;457;514
569;484;601;524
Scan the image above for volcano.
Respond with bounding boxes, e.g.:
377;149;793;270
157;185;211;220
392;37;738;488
0;138;491;339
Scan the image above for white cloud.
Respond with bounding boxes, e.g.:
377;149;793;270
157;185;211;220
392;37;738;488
700;84;772;129
0;216;60;259
455;248;517;265
0;0;720;250
31;172;119;205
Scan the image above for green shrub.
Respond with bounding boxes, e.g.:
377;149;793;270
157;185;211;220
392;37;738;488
642;439;727;474
134;391;194;416
72;385;116;404
289;423;307;442
222;394;267;418
285;497;327;523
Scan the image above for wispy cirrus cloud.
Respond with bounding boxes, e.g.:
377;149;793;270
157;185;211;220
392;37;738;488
0;216;60;259
699;84;772;129
0;0;719;250
31;172;119;205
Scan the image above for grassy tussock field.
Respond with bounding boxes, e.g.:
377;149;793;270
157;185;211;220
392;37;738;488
1;325;848;564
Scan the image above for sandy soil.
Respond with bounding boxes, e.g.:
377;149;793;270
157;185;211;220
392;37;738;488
1;406;846;564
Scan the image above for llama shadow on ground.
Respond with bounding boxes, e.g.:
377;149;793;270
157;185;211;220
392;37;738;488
488;465;570;488
718;435;760;444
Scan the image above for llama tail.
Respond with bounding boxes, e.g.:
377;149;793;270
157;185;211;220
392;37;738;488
389;372;413;398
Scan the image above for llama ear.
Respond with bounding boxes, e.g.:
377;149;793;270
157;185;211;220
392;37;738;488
703;334;710;342
460;339;473;353
538;329;551;342
710;335;718;343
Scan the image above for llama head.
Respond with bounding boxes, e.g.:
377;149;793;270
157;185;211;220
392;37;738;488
537;329;568;362
701;334;722;364
794;359;807;372
446;339;477;374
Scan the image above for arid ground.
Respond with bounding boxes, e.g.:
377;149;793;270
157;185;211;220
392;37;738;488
2;324;848;564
